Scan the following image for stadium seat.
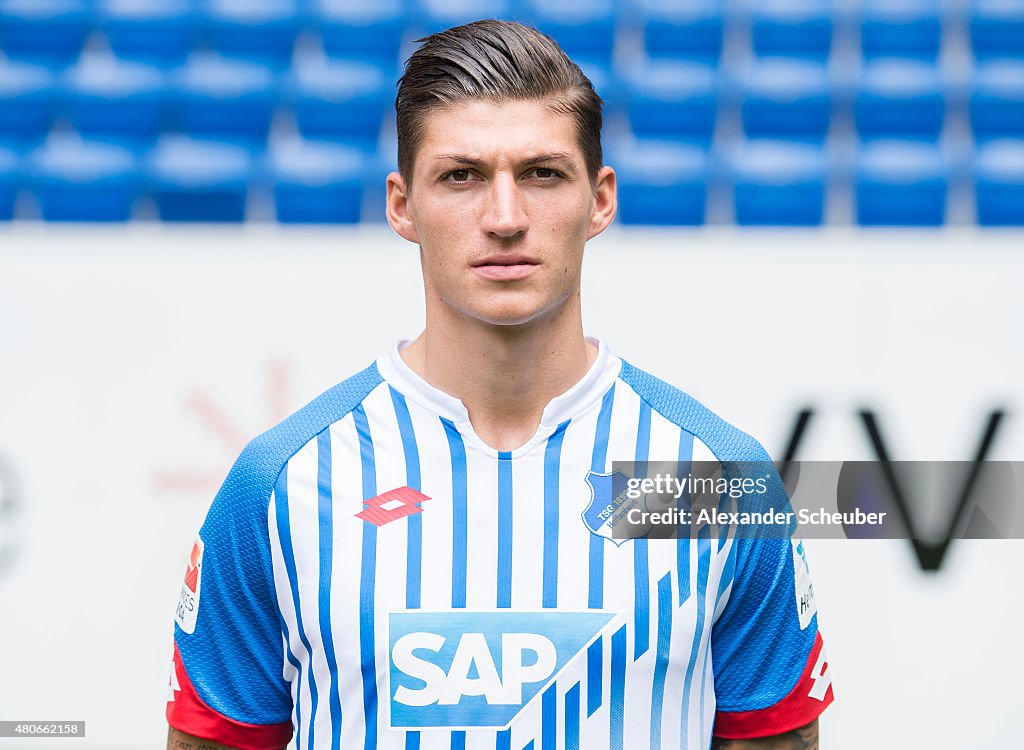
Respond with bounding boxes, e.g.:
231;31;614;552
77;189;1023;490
0;0;91;69
970;60;1024;141
622;61;717;145
577;61;623;116
855;140;947;225
61;55;165;148
0;146;18;219
360;144;396;223
751;0;833;61
98;0;194;68
739;57;831;141
313;0;406;66
855;59;945;141
970;0;1024;61
27;137;140;221
0;61;56;147
266;138;365;223
146;135;252;221
517;0;618;65
975;139;1024;225
727;140;827;225
640;0;723;64
860;0;942;61
416;0;514;35
610;139;708;225
198;0;300;70
169;54;278;149
287;59;390;148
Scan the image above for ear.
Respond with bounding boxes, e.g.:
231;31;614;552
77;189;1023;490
386;171;419;244
587;165;617;240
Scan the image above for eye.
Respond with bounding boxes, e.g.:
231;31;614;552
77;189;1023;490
443;169;476;184
529;167;562;180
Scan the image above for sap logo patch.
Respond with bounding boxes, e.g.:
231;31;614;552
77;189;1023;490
387;610;618;730
174;536;203;634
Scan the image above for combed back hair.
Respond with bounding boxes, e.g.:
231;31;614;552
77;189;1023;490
395;19;604;183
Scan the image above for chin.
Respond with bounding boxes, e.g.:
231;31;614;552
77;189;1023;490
471;307;546;327
466;296;567;327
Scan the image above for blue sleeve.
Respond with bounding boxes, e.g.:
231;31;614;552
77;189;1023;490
711;534;818;712
172;440;294;726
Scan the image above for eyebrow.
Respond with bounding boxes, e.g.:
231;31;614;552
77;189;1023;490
432;153;579;174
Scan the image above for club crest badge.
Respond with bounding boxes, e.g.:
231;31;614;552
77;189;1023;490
581;470;651;546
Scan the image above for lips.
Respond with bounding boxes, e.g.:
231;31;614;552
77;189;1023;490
471;255;541;281
472;254;540;268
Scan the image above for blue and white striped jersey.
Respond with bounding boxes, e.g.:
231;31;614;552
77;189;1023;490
167;339;833;750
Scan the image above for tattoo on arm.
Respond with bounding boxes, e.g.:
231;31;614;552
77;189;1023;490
712;718;819;750
167;726;252;750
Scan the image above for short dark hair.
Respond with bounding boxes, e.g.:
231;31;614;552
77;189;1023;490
395;19;604;183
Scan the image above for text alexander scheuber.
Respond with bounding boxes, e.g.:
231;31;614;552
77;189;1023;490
616;473;888;528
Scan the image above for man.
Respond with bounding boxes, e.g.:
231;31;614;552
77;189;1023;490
166;20;832;750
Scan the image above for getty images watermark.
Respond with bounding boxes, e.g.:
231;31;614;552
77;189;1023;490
584;460;1022;542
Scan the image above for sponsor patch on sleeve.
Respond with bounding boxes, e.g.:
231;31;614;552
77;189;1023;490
174;536;203;634
791;537;816;630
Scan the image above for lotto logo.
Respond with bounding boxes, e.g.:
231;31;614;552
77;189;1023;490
356;486;430;527
387;611;618;730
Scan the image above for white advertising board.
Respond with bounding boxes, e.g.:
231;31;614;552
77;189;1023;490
0;225;1021;748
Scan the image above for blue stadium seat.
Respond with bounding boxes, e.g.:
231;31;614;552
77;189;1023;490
970;60;1024;141
739;57;831;141
313;0;405;66
518;0;618;65
198;0;300;70
360;145;396;223
975;139;1024;225
288;59;390;148
61;55;165;148
610;139;708;225
970;0;1024;61
98;0;194;68
0;61;56;147
856;140;947;225
146;135;251;221
751;0;833;61
640;0;723;64
266;138;365;223
623;61;717;145
0;0;91;69
727;140;827;225
860;0;942;61
855;59;945;141
27;137;140;221
169;54;278;149
416;0;514;34
0;146;18;219
577;61;622;116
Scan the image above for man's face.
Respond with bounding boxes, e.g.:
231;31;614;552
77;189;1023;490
386;98;616;327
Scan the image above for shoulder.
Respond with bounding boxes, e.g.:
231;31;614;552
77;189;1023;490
617;358;774;463
212;362;384;517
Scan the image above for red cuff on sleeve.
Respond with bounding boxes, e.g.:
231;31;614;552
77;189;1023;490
167;642;293;750
713;631;834;740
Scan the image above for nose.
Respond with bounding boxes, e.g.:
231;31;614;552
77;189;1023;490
480;172;528;239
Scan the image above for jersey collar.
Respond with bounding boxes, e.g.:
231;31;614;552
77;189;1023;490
377;336;621;443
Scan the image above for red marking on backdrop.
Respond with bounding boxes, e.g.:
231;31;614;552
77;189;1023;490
153;359;293;497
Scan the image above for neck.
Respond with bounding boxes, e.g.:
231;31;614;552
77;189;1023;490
400;298;596;452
